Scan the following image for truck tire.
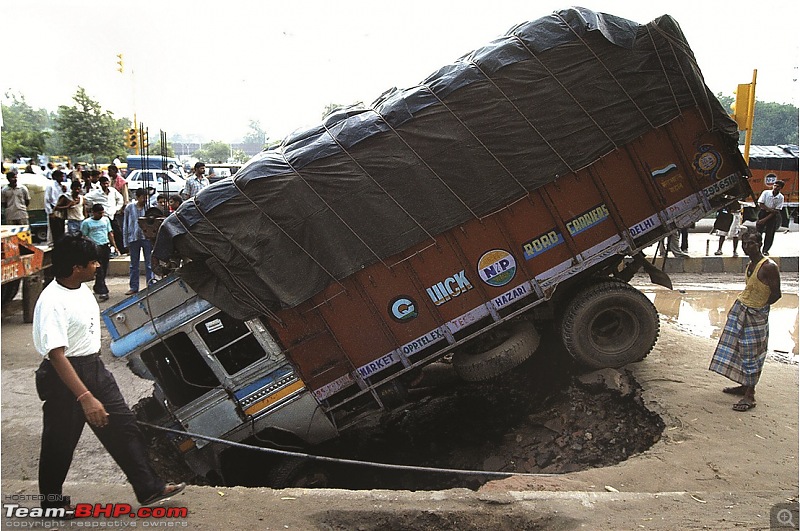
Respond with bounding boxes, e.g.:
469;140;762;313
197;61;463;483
266;458;329;489
452;321;540;382
561;280;659;369
1;280;21;306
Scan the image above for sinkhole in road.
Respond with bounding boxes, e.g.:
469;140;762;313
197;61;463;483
140;334;664;491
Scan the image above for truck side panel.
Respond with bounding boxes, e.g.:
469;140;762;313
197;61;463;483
276;108;748;407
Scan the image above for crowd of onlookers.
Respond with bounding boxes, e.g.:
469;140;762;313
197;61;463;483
2;158;211;302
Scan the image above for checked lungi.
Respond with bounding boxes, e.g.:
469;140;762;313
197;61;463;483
709;299;770;386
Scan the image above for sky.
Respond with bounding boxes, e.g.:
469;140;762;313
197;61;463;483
2;0;798;144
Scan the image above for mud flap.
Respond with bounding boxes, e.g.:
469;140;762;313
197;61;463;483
617;252;672;290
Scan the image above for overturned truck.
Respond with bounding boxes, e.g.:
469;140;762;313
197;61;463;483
103;8;752;486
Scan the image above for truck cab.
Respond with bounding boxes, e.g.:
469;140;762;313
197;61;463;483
102;276;338;484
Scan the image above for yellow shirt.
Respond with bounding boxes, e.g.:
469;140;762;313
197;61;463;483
738;257;772;308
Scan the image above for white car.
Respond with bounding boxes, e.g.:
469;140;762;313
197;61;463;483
125;169;187;200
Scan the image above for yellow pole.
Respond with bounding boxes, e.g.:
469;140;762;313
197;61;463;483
743;69;757;164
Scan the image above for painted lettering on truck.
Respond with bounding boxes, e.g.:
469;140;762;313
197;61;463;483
426;271;473;306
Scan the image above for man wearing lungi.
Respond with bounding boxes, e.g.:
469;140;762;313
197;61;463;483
709;228;781;411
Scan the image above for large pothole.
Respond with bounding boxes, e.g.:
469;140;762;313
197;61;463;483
139;335;664;490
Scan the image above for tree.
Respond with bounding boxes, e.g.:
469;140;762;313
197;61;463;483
230;149;249;163
1;92;50;160
751;101;798;145
242;120;269;148
322;102;346;119
716;94;798;145
55;87;126;165
143;139;176;157
192;140;231;163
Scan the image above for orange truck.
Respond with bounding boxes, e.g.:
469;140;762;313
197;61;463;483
102;8;752;486
743;145;799;225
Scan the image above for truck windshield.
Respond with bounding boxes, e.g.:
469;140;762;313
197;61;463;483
140;332;219;408
194;312;267;375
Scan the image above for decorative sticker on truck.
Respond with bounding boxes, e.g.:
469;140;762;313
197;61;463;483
426;270;473;306
628;214;661;238
566;204;610;236
492;282;532;310
313;372;355;401
447;306;490;334
666;194;700;220
477;249;517;287
357;351;402;380
702;173;739;200
692;145;722;179
523;230;564;260
650;163;678;179
399;328;446;357
388;296;418;322
652;162;685;193
522;204;610;261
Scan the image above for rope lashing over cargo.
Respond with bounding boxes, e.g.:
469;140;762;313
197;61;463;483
554;12;655;131
510;34;617;157
279;149;390;269
320;121;438;247
647;23;714;133
368;106;480;221
139;421;556;479
229;176;348;293
645;26;684;120
172;210;279;320
468;53;576;174
419;81;529;200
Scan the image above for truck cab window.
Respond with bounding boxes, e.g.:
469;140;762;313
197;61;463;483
140;332;219;408
195;312;267;375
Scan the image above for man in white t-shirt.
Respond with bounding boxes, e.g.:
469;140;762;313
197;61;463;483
32;235;185;511
756;180;785;255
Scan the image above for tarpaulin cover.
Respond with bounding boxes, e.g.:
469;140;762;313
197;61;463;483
155;7;738;320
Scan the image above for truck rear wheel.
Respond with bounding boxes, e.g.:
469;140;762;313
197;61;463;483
561;281;658;369
452;321;540;382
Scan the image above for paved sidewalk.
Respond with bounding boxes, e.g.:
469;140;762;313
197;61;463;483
646;218;799;274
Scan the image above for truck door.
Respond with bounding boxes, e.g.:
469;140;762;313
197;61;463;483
139;309;305;447
139;325;243;447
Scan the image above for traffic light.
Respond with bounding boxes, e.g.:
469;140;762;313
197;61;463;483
126;128;138;149
730;83;753;130
116;53;124;73
140;130;149;150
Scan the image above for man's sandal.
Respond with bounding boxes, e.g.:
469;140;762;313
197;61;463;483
732;400;756;412
141;483;186;506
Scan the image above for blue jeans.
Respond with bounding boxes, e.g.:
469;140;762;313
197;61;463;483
128;238;154;292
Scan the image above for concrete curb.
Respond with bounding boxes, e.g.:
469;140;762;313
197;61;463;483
659;255;798;273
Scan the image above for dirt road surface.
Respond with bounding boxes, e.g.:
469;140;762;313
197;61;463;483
1;274;797;530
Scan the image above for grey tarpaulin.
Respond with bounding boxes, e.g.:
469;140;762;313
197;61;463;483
154;7;739;320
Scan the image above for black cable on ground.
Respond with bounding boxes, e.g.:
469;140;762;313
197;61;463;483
138;421;555;479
